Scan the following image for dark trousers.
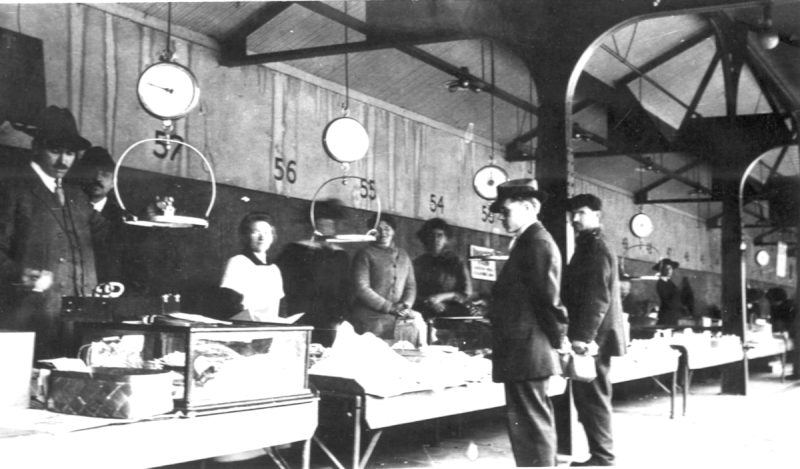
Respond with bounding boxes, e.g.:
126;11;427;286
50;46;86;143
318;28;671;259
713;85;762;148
572;355;614;464
504;378;557;467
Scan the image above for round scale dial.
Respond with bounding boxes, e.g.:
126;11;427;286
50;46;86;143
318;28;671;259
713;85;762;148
630;213;654;238
755;250;770;267
137;61;201;121
473;165;509;200
323;117;370;163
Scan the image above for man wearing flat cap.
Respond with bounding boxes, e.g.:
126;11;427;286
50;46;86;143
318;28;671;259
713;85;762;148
0;106;101;360
563;194;626;467
488;178;569;467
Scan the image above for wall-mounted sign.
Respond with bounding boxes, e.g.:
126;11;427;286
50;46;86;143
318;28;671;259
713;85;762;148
776;241;787;277
469;245;498;281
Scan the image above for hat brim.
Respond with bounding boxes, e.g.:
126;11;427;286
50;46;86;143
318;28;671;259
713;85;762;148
653;259;680;271
36;132;92;151
489;190;549;213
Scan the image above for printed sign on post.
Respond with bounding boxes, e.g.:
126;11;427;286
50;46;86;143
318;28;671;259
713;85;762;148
470;245;498;281
777;241;787;277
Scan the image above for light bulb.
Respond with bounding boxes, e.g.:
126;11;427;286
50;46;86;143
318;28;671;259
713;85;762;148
464;123;474;143
759;27;780;50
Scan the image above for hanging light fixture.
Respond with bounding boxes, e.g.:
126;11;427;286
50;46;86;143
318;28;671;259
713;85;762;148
758;1;780;50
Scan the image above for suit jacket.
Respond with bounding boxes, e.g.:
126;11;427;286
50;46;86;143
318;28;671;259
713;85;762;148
0;162;100;359
490;222;569;382
563;227;627;358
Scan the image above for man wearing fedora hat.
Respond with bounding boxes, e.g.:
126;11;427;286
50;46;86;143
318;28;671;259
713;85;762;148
488;178;569;467
653;258;684;326
563;193;627;467
0;106;101;360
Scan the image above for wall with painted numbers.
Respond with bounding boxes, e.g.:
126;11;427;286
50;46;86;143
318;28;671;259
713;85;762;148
0;3;522;235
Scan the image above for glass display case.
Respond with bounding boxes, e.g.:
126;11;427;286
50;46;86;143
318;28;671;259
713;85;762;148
76;322;315;415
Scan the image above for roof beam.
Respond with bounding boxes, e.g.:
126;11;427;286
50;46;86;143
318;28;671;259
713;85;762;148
221;34;469;67
297;1;538;115
219;2;294;62
618;26;715;85
635;159;705;195
600;44;702;118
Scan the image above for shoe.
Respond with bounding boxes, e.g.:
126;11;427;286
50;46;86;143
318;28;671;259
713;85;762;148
571;456;614;466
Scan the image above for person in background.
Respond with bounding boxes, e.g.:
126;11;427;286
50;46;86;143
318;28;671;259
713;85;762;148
745;288;765;325
350;213;424;346
275;199;351;347
766;287;796;334
488;179;569;467
413;217;473;318
563;194;627;467
0;106;98;360
219;212;284;322
68;146;129;286
653;258;683;326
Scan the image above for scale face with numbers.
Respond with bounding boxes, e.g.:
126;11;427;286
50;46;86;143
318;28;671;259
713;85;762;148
473;165;509;200
137;61;201;121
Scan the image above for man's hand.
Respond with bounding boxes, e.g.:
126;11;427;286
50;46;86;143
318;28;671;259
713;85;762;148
572;340;599;356
20;268;53;292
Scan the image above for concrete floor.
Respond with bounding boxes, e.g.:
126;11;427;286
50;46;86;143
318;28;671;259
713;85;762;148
176;366;800;469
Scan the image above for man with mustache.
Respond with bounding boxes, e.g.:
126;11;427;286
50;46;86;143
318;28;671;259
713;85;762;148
0;106;100;360
563;194;626;467
70;146;127;286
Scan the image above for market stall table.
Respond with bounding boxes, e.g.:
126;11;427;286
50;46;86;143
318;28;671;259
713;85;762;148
311;376;567;469
0;399;318;469
745;333;795;381
669;334;744;416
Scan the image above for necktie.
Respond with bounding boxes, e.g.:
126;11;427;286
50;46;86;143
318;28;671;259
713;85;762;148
55;178;65;207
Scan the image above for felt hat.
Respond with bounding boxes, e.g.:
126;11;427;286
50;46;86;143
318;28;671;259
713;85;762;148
81;146;116;171
26;106;91;151
489;178;549;213
653;258;680;271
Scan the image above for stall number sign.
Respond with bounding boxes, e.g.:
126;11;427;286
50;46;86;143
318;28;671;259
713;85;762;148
470;245;497;281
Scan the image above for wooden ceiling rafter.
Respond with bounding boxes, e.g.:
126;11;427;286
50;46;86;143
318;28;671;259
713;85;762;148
617;26;716;86
295;1;539;115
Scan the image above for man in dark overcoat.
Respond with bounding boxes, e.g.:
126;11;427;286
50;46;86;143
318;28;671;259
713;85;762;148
488;179;569;467
0;106;99;360
563;194;627;467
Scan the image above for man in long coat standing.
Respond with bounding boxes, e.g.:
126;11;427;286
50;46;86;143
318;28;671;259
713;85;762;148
563;194;627;466
489;179;569;467
0;106;99;360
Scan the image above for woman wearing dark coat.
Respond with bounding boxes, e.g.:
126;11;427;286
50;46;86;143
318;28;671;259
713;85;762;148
275;200;351;347
413;218;472;318
654;258;683;326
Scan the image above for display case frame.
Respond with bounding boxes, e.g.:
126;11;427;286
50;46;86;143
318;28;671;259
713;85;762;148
76;322;316;416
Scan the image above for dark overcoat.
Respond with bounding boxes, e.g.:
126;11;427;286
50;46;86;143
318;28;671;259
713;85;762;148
0;162;100;358
490;222;569;382
563;227;627;358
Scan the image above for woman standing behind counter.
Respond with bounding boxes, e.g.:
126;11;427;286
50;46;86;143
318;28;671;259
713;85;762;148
350;213;425;345
219;212;284;322
413;218;473;318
